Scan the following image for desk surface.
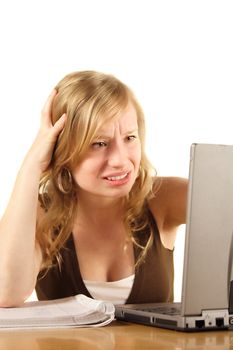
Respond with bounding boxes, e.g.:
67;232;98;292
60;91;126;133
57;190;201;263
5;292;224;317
0;321;233;350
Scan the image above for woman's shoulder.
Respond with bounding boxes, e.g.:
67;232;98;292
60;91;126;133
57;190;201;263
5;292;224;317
149;176;188;223
151;176;188;200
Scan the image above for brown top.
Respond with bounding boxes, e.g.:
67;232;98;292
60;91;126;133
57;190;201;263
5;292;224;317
36;211;174;303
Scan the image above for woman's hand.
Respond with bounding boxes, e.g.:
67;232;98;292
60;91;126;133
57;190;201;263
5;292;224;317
28;90;67;173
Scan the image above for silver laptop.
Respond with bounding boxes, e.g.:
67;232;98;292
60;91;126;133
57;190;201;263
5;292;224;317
115;143;233;331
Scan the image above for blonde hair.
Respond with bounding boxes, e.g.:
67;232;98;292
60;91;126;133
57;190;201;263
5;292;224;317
37;71;156;268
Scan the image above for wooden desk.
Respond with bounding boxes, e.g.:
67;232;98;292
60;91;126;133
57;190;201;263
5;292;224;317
0;321;232;350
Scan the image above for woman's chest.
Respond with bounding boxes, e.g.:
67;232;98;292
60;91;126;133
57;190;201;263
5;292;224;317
71;230;135;282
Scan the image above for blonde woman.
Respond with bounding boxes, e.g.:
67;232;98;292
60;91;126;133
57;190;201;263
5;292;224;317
0;71;187;306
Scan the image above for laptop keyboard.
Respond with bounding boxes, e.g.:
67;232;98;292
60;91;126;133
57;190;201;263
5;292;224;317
140;305;181;316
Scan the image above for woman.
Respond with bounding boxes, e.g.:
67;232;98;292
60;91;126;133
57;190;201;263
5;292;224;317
0;71;187;306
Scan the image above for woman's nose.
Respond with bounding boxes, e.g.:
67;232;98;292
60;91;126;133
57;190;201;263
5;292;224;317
107;141;127;168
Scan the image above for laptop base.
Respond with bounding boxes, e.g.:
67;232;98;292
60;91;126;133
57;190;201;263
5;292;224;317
115;304;231;332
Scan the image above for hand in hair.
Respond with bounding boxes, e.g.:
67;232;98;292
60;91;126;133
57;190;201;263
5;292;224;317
29;90;67;173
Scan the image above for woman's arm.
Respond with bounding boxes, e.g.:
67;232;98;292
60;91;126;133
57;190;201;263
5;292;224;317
148;176;188;250
0;91;66;306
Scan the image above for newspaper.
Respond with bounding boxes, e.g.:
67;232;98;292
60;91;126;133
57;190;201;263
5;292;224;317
0;294;115;329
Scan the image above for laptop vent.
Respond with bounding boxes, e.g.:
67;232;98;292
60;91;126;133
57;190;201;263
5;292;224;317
124;313;150;325
155;318;177;327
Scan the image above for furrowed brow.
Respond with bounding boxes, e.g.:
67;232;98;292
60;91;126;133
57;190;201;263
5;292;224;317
123;129;138;135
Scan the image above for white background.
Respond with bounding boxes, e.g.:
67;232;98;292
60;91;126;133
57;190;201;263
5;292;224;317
0;0;233;301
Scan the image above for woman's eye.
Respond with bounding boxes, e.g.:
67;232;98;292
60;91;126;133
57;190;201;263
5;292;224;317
92;141;107;149
126;135;137;141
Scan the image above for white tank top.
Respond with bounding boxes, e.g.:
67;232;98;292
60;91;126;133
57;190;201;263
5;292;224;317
83;274;135;305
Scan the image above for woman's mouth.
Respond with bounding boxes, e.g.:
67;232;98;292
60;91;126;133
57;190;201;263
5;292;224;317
103;172;131;186
106;173;128;181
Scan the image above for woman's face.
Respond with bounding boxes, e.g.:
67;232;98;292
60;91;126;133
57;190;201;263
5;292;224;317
72;103;141;203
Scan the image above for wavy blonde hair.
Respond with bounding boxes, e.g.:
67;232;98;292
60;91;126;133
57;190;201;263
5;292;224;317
37;71;156;269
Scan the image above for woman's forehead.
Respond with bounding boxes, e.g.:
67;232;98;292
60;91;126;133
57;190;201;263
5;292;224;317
96;103;138;137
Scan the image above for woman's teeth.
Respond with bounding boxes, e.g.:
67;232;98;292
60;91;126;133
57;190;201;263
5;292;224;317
107;173;128;181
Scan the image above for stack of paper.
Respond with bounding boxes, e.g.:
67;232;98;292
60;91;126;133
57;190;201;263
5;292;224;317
0;294;115;329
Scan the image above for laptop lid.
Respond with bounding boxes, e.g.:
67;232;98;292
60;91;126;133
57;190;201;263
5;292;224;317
181;143;233;316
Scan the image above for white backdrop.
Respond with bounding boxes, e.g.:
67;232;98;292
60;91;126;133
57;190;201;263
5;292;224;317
0;0;233;301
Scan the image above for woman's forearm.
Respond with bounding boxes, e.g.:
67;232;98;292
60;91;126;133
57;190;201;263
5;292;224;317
0;153;42;306
0;91;66;306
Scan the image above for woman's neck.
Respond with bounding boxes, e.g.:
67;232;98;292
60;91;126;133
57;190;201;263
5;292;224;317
74;191;125;227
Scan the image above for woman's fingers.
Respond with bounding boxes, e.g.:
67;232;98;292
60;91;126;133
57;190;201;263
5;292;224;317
41;89;57;126
52;113;67;138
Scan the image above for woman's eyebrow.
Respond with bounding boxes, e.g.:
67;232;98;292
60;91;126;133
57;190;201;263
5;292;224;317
95;128;138;139
122;129;139;135
94;134;112;140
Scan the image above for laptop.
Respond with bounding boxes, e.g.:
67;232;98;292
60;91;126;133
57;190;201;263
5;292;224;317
115;143;233;331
